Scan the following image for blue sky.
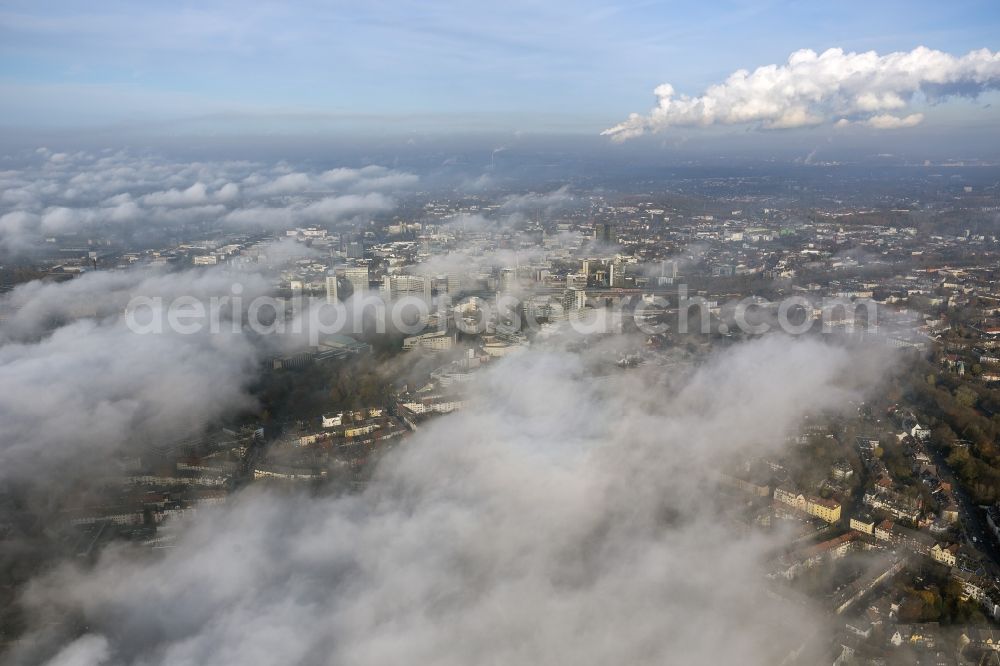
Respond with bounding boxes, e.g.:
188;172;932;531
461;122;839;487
1;0;999;133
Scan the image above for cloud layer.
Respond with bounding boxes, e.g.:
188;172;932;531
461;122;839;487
0;151;416;251
0;266;280;478
12;337;887;666
603;46;1000;140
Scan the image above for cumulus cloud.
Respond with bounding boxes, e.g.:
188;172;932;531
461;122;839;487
252;236;323;265
436;212;494;232
321;165;419;192
44;635;110;666
499;185;575;214
10;336;889;666
139;182;213;207
0;267;277;477
0;259;447;479
0;211;40;251
221;192;395;229
0;317;259;478
246;166;418;198
860;112;925;129
408;243;564;282
603;46;1000;140
0;266;270;343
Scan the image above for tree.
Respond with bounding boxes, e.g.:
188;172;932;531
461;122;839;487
931;424;957;448
955;385;979;408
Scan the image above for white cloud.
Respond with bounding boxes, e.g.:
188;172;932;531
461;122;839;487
0;211;40;250
0;267;275;477
44;635;110;666
499;185;574;213
139;182;210;206
221;192;395;229
0;152;417;251
252;172;313;196
10;336;887;666
39;206;99;232
215;182;240;202
603;46;1000;140
245;166;418;198
863;112;924;129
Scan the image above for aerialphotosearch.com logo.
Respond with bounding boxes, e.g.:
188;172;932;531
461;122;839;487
124;283;878;343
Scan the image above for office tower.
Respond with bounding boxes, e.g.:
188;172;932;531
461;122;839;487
561;288;586;313
381;275;428;300
499;268;516;294
593;223;612;244
344;266;369;296
325;275;339;304
566;272;588;290
609;261;625;288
